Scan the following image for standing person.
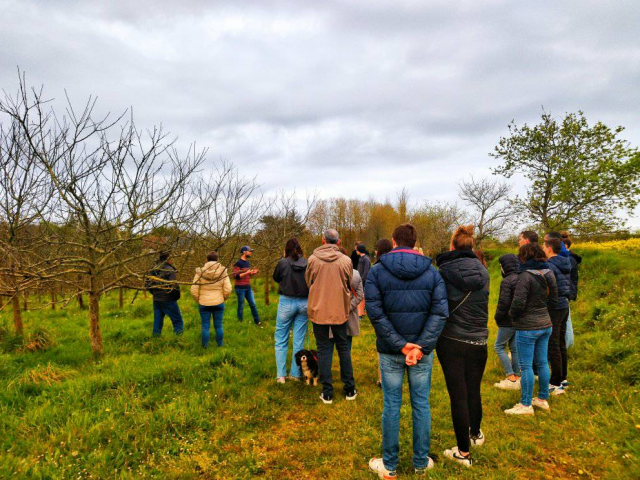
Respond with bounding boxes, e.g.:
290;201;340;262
493;254;521;390
272;238;309;384
331;247;364;352
356;244;371;318
305;229;356;404
146;251;184;337
367;223;448;477
561;232;582;357
374;238;393;388
435;225;490;468
543;234;572;395
504;243;558;415
351;241;362;270
234;246;261;325
519;230;539;246
190;251;232;348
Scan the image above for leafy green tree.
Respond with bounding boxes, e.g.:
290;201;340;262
492;111;640;233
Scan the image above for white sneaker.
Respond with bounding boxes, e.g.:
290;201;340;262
532;397;550;411
368;457;396;479
549;385;566;396
414;457;435;474
443;446;472;467
346;389;358;401
470;429;485;446
276;377;285;384
494;378;521;390
504;403;535;415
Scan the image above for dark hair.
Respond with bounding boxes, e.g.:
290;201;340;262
338;246;348;256
392;223;417;248
560;231;572;248
452;225;475;250
546;231;562;240
206;251;219;262
518;243;546;263
375;238;393;262
158;251;170;262
356;244;367;254
520;230;539;244
474;249;488;267
544;237;563;254
285;237;303;260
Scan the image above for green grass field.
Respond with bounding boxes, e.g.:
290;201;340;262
1;243;639;479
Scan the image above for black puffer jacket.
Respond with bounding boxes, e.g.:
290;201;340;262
494;254;520;328
509;260;558;330
273;256;309;298
146;261;181;302
568;251;582;301
547;255;572;310
436;250;490;344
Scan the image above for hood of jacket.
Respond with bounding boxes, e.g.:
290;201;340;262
436;249;486;291
520;259;550;271
570;251;582;265
197;261;226;280
499;254;520;277
312;244;343;263
378;248;433;280
548;254;572;274
287;256;308;271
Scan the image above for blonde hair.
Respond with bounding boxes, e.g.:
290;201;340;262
452;225;475;251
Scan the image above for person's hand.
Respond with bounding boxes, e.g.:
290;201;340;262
405;348;423;366
401;343;422;356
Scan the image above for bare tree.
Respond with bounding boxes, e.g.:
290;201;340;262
1;76;207;355
458;176;512;247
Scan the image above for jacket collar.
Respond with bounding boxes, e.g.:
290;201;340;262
436;249;477;267
520;259;549;271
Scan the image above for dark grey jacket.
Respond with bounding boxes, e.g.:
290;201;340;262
357;254;371;285
146;261;181;302
547;255;572;310
273;256;309;298
509;260;558;331
436;249;490;344
495;254;520;328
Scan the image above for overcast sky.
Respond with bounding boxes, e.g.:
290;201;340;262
2;0;639;226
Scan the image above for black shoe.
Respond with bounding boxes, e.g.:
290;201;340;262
255;321;262;326
345;389;357;401
319;393;333;404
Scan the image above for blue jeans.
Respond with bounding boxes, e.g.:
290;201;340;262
199;303;225;347
379;352;434;472
516;328;552;406
235;287;260;324
274;296;308;378
152;300;184;336
494;327;520;376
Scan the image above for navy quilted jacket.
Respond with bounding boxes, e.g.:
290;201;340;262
365;248;449;355
547;255;572;310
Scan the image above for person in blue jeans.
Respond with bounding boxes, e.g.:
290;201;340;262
234;246;261;325
191;251;232;347
505;243;559;415
272;238;309;383
366;223;448;478
146;252;184;336
493;254;521;390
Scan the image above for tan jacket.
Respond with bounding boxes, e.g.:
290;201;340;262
190;261;232;306
305;244;353;325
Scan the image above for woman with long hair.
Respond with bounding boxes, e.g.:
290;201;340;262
436;225;490;468
272;238;310;384
375;238;393;263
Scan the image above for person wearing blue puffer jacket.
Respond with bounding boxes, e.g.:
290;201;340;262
543;234;572;396
366;223;448;478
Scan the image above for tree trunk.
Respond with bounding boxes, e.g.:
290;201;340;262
119;287;124;309
89;290;103;356
77;293;86;310
12;294;24;336
143;289;147;299
51;288;56;310
22;292;28;311
264;270;270;306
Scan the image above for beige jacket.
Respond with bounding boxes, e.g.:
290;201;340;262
305;244;353;325
190;261;232;306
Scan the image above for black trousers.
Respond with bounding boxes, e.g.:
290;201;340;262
436;336;487;453
548;308;569;386
312;322;355;397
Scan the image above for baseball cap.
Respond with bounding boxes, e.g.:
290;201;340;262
240;246;254;253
